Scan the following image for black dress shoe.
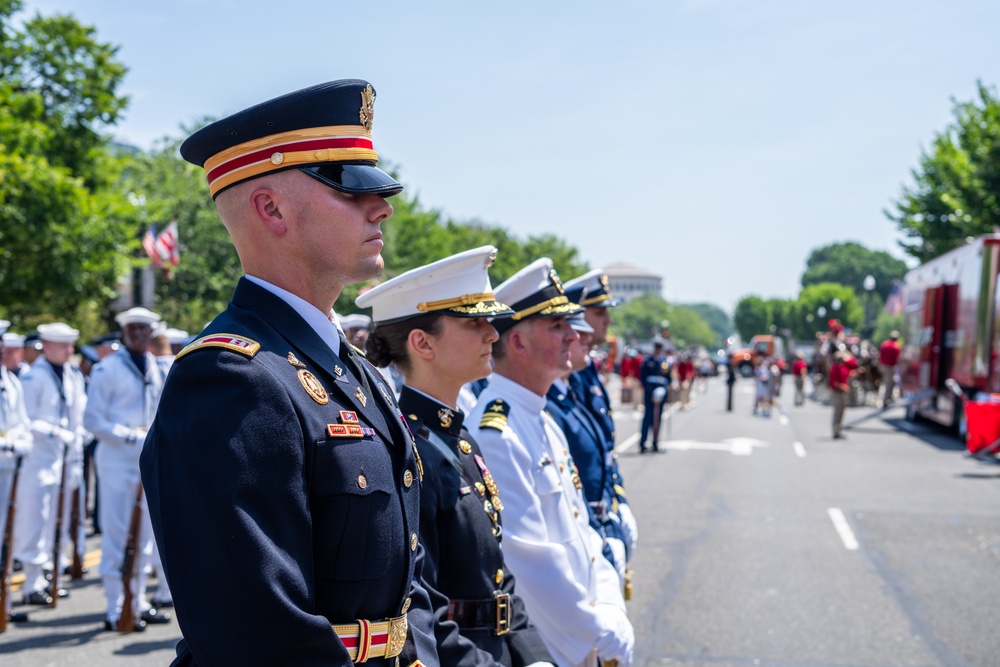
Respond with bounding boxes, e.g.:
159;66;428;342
22;590;53;606
63;565;89;575
7;611;29;623
150;599;174;608
104;619;147;632
141;608;171;624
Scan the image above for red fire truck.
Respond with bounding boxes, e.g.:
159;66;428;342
900;233;1000;431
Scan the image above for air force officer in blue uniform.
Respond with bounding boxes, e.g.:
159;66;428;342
140;80;436;667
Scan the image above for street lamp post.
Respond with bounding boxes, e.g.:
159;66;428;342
863;274;876;340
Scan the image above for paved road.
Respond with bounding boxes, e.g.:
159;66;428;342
2;375;997;666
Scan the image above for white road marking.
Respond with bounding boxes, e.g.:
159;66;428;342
617;433;640;453
793;441;807;458
827;507;859;550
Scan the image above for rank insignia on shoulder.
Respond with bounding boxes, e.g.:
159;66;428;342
176;334;260;360
479;398;509;431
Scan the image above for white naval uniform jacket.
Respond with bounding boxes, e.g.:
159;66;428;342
468;373;628;667
0;365;33;542
19;358;87;485
83;348;164;469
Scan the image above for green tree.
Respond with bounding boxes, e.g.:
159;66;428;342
612;294;715;349
733;296;770;342
121;136;242;334
886;82;1000;263
787;283;863;340
684;303;732;348
800;241;909;302
0;2;133;331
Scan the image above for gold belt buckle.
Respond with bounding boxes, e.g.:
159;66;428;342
494;592;511;635
386;613;408;658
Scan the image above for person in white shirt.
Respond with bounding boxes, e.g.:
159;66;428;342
0;319;33;624
83;307;171;631
468;258;634;667
14;322;87;606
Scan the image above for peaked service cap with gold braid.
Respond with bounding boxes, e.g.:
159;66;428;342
491;257;583;336
356;246;514;325
180;79;401;199
563;269;620;308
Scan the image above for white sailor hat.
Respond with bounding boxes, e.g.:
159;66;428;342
37;322;80;343
2;332;25;347
115;307;162;327
165;328;190;345
339;314;372;331
356;246;514;325
492;257;583;335
563;269;620;308
0;319;8;336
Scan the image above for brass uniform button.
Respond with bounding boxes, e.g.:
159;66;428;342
559;463;565;472
410;532;418;551
357;474;367;489
403;470;413;488
495;569;504;584
459;439;473;454
573;508;580;517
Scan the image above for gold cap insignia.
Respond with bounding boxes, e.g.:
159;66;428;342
297;369;328;405
359;84;375;132
551;269;565;294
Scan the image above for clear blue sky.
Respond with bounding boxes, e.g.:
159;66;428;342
23;0;1000;312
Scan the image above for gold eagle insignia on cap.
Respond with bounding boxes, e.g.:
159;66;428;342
359;84;375;131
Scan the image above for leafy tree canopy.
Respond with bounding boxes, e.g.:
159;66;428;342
801;241;908;302
683;303;733;349
886;81;1000;263
613;293;716;350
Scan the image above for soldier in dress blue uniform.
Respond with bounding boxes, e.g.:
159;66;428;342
357;246;556;667
638;340;672;453
139;80;437;667
562;271;638;568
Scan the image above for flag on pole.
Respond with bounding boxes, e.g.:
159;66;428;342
154;221;180;267
142;224;163;268
884;281;904;316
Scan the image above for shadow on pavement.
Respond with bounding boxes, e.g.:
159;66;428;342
115;638;180;656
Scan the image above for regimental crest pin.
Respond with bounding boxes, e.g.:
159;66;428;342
287;352;306;368
334;365;344;376
355;386;368;407
298;369;328;405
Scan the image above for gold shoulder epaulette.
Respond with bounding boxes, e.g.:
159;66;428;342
613;484;628;499
479;398;510;432
176;334;260;361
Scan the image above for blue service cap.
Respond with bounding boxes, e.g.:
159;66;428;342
181;80;401;199
563;269;620;308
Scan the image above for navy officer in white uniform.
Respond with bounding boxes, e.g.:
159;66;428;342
468;259;634;667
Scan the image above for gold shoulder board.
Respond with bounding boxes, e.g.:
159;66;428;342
176;334;261;361
479;398;510;431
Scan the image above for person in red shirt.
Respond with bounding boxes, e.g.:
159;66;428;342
676;353;696;411
620;349;643;409
791;353;808;406
829;351;854;439
878;331;902;406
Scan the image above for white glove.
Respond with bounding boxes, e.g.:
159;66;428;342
594;605;634;666
606;537;627;583
524;663;556;667
57;427;77;445
617;503;638;559
128;428;148;446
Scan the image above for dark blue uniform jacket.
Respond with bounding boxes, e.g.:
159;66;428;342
401;387;553;667
140;278;437;666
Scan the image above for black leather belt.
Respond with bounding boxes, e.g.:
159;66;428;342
447;592;510;635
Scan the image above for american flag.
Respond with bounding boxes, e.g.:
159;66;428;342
142;222;179;267
884;281;904;316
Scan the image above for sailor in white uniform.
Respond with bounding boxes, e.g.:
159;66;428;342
83;307;171;630
468;259;634;667
14;322;87;605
